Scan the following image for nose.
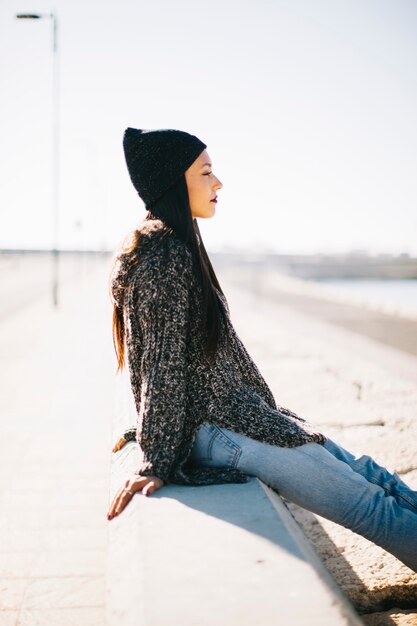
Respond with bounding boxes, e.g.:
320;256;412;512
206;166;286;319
214;176;223;190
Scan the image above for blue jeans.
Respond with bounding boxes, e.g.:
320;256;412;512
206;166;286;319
189;422;417;572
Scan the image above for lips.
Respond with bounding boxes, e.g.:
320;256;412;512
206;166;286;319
210;197;217;202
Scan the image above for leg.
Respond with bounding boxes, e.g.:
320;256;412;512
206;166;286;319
190;423;417;572
246;436;417;572
323;437;417;513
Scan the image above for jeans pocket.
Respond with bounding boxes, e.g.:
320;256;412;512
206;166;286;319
211;427;242;469
189;423;242;470
189;423;214;463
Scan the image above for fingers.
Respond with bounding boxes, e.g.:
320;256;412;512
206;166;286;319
107;478;133;518
112;437;127;453
107;477;155;520
107;484;129;520
142;480;156;496
114;490;132;516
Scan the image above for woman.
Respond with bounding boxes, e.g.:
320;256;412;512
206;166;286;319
107;127;417;572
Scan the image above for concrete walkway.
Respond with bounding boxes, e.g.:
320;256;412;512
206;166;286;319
0;257;115;625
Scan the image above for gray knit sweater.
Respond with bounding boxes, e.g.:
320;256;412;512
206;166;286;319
111;219;326;486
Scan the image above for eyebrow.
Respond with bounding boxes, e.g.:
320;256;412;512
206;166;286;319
201;163;212;168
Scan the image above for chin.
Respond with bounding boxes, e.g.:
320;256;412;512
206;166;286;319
193;206;216;219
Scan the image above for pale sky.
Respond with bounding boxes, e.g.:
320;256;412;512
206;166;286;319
1;0;416;254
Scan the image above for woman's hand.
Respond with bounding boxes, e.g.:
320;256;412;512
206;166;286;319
112;436;127;453
107;475;165;520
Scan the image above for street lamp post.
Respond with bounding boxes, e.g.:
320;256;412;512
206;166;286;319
16;10;60;307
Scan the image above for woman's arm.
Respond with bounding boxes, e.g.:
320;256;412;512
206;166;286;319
129;239;192;484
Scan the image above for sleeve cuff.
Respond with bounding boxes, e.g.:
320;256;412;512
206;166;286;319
123;426;137;442
134;460;169;483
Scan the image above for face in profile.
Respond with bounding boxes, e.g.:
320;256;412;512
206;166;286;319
185;149;223;219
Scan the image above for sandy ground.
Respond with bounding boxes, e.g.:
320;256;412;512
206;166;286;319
217;265;417;626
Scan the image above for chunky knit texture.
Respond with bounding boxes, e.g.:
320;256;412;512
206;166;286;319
110;219;327;486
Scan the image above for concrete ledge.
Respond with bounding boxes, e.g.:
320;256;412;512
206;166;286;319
106;441;363;626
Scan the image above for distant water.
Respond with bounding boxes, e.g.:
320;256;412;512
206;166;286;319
310;278;417;318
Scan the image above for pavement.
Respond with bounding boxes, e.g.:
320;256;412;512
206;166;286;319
0;255;115;625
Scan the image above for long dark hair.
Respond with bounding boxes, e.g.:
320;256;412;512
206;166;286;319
110;174;230;372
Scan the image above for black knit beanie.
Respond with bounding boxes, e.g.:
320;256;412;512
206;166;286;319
122;127;207;207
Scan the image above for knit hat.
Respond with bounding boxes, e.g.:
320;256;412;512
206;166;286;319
122;127;207;207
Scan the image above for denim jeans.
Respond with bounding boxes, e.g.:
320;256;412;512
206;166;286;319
188;422;417;571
